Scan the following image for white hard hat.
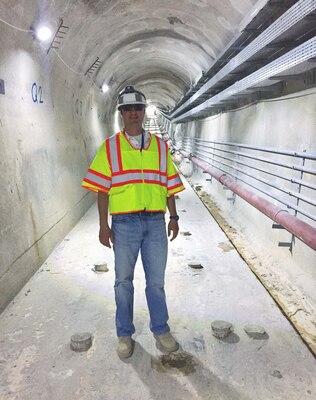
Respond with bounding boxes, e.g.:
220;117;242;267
117;86;147;110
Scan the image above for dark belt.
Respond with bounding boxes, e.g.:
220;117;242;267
123;211;164;217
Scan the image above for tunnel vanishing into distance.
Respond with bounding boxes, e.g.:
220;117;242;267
0;0;316;362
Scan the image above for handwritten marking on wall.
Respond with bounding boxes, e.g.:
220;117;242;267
32;83;44;104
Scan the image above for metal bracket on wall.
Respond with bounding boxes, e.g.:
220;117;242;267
223;186;236;203
203;170;212;183
272;223;284;229
227;192;236;203
47;18;69;54
85;57;102;76
0;79;5;95
272;223;293;251
278;241;292;250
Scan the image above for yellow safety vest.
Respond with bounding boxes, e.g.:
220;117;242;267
82;131;184;214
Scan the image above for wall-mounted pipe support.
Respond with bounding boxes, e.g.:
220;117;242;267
179;149;316;251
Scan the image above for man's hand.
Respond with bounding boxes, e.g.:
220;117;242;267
99;224;114;248
168;219;179;241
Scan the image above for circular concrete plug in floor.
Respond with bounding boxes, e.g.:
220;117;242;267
70;332;93;352
92;263;109;272
244;324;266;339
211;320;233;338
188;262;204;269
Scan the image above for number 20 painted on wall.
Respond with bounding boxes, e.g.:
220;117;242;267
32;83;44;104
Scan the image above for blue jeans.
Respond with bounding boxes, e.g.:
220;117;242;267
111;212;170;337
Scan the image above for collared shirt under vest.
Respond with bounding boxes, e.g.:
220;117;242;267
82;131;185;214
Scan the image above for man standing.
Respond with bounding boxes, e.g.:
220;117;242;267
82;86;184;358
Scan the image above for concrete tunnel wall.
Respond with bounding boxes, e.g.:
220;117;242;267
0;0;255;310
0;0;315;324
173;90;316;308
0;28;111;311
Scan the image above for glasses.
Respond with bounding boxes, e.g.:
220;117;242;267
120;104;145;112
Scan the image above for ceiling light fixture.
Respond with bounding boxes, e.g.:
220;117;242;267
146;105;157;117
101;83;109;93
36;26;52;42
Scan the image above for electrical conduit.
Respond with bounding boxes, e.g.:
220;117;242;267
179;150;316;251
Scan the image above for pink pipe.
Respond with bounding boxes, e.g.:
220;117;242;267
180;151;316;251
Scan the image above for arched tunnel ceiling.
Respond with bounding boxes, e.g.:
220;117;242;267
1;0;258;110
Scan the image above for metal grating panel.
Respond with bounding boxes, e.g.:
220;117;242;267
173;37;316;122
171;0;316;118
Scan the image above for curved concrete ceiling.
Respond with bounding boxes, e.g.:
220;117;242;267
1;0;258;110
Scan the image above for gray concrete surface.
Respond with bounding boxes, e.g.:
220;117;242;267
0;0;257;311
1;0;315;321
173;89;316;354
177;88;316;273
0;179;315;400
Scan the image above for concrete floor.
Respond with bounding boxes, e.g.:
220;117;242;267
0;179;315;400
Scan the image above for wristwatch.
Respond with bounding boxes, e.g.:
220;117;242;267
169;215;179;221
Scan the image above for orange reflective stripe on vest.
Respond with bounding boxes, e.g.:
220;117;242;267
106;134;123;173
105;131;171;214
106;132;168;187
156;137;167;176
167;173;182;191
81;131;185;214
83;168;111;192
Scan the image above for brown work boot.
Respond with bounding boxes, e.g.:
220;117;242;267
117;336;133;358
154;332;179;352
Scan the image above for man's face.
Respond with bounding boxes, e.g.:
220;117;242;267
120;104;145;125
